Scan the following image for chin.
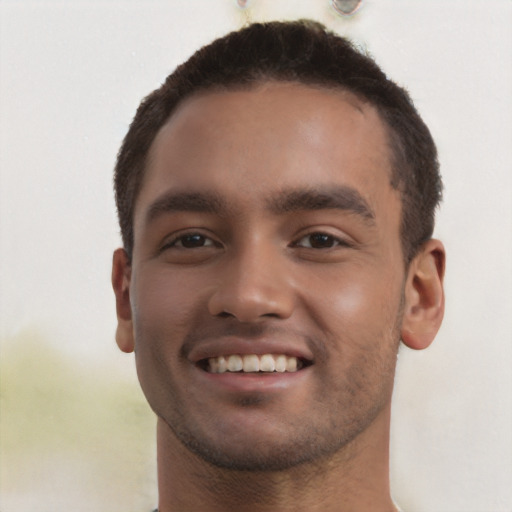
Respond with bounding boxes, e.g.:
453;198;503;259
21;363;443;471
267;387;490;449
175;431;334;472
160;409;376;473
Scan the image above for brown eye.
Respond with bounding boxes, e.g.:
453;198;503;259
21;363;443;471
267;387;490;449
308;233;336;248
179;234;210;248
296;233;343;249
164;233;216;250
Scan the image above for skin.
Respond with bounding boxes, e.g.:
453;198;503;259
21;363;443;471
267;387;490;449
112;82;445;511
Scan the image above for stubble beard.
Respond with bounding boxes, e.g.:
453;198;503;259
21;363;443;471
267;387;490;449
154;331;402;473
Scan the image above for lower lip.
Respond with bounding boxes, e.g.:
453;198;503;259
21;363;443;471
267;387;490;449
195;367;311;393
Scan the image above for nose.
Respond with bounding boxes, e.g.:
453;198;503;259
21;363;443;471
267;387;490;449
207;243;295;323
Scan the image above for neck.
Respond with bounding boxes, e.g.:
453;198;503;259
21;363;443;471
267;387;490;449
156;407;396;512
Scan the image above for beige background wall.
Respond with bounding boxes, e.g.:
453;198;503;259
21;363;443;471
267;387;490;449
1;1;511;510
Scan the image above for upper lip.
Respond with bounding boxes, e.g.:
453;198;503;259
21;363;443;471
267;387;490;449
187;337;315;364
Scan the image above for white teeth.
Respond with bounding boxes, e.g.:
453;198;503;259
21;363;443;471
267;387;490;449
286;356;298;372
259;354;275;372
209;357;219;373
274;354;287;373
217;356;227;373
227;355;243;372
206;354;304;374
242;354;259;372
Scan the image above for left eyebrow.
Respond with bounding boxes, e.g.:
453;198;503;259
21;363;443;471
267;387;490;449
266;186;376;224
144;191;228;226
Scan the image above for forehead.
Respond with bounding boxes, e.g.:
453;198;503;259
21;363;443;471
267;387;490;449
137;82;399;226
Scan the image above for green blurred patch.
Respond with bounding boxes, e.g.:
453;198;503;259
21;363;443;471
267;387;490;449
0;328;157;511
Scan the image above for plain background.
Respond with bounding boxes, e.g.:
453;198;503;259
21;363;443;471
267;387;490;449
1;1;511;510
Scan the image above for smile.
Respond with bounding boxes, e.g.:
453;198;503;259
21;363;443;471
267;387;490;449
203;354;309;374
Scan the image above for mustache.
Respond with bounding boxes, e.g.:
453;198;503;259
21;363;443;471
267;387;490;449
179;320;325;361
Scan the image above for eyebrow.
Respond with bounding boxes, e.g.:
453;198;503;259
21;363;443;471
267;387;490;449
267;186;375;224
144;185;375;226
145;191;227;225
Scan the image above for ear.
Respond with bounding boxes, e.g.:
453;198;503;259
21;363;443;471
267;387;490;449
112;248;135;353
401;239;446;350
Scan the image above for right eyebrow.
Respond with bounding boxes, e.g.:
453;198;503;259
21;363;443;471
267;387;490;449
267;186;376;225
144;191;227;226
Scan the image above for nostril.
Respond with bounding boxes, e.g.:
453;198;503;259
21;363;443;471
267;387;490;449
207;279;295;322
262;312;282;319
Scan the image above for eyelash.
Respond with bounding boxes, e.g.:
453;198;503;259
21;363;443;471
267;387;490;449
161;232;219;251
292;232;352;250
162;231;351;252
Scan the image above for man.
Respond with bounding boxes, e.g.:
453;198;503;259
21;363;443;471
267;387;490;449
112;20;445;512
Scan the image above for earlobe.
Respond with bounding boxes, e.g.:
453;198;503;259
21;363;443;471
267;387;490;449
401;239;445;350
112;248;135;353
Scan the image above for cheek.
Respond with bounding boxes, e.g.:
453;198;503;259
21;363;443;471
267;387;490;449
304;269;403;347
130;270;203;404
314;272;403;386
131;268;207;349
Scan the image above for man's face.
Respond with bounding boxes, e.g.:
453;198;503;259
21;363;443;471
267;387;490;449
128;82;405;470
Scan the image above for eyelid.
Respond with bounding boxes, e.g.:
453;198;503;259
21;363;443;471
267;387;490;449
291;229;354;249
160;229;221;251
